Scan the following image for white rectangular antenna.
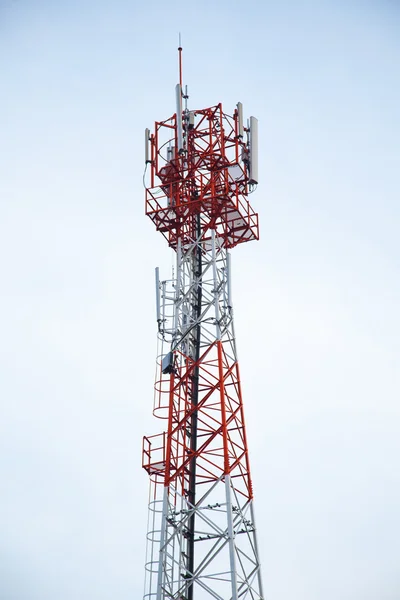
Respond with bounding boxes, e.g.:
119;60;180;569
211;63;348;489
175;84;183;151
249;116;259;184
155;267;161;323
188;111;195;130
145;128;150;164
237;102;243;138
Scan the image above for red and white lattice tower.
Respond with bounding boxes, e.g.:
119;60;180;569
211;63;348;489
142;47;264;600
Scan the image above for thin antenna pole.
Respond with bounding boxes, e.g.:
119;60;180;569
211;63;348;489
178;33;183;87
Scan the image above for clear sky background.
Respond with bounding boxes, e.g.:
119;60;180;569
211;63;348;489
0;1;399;599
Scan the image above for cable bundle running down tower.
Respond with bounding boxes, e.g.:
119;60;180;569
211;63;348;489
142;47;263;600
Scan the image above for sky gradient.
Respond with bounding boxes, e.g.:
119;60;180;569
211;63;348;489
1;1;399;599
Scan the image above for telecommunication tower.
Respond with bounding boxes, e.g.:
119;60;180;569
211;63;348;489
142;46;264;600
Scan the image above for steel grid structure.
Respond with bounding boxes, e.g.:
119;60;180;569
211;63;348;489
142;48;263;600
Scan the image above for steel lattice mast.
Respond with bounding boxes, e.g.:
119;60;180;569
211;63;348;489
142;47;263;600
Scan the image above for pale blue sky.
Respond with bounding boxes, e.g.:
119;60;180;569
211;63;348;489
0;1;399;599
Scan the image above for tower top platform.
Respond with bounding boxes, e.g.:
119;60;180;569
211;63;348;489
144;54;259;250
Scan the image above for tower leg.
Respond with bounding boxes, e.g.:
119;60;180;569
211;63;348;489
225;475;239;600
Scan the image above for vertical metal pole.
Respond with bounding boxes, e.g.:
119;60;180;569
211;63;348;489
176;84;183;152
226;251;232;309
172;238;182;344
225;475;239;600
250;502;265;600
219;239;238;599
155;267;161;325
211;229;221;341
186;215;202;600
